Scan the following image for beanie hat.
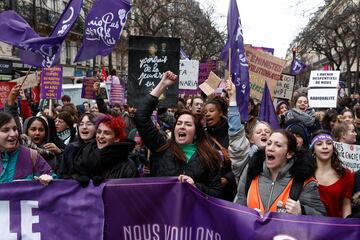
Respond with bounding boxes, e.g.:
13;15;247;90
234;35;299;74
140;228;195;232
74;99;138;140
276;100;289;114
285;120;309;148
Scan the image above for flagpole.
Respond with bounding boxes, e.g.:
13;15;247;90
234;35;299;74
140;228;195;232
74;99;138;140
228;48;232;80
19;67;32;88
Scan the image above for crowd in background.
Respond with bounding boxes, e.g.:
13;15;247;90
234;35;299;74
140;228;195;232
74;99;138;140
1;70;360;218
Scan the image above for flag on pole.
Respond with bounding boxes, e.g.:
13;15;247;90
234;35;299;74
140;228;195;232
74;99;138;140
258;81;280;130
220;0;250;122
74;0;131;62
180;48;189;60
0;0;83;67
290;58;306;75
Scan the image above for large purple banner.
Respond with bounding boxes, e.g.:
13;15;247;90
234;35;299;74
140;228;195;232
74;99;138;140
0;180;104;240
103;177;360;240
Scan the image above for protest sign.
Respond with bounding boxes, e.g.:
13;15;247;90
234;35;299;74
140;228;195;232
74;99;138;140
334;142;360;171
199;71;221;96
245;45;286;100
274;74;295;100
11;72;40;89
81;78;96;99
0;181;104;240
309;71;340;88
40;66;62;100
0;82;16;109
179;60;199;90
308;70;340;108
127;36;180;108
110;83;126;105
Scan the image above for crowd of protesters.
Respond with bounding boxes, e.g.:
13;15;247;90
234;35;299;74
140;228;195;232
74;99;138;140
0;70;360;218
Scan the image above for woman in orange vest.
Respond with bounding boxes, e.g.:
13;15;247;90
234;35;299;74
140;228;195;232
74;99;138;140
235;129;326;216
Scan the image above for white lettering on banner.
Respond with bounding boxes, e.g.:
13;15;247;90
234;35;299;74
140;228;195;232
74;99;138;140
18;43;58;68
334;142;360;171
57;7;74;35
0;201;41;240
86;9;128;47
21;201;41;240
123;224;222;240
0;201;17;240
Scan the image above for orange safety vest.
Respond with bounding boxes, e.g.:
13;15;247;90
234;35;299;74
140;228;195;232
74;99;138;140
247;176;314;215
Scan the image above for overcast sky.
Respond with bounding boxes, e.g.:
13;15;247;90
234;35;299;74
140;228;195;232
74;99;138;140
196;0;324;59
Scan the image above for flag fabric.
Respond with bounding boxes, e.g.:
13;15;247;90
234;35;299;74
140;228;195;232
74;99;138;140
0;0;83;68
101;66;107;81
74;0;131;62
220;0;250;122
290;58;306;75
258;81;280;129
180;48;189;60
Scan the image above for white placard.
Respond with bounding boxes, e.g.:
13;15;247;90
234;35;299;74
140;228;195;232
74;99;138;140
334;142;360;172
274;74;295;100
178;60;199;90
308;88;338;108
309;71;340;88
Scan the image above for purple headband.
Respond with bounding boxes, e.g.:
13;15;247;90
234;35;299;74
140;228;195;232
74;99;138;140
310;134;333;148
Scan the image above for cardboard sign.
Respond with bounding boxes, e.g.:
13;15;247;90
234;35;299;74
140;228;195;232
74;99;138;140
40;66;63;100
0;82;16;109
245;45;286;100
10;72;40;89
199;71;221;96
81;78;96;100
334;142;360;171
179;60;199;90
309;71;340;88
274;74;295;100
127;36;180;108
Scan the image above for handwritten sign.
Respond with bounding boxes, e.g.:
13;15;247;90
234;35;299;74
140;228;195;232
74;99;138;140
179;60;199;90
127;36;180;108
40;66;62;100
245;45;286;100
334;142;360;171
199;71;221;96
274;74;295;100
0;82;16;109
81;78;96;99
10;72;40;89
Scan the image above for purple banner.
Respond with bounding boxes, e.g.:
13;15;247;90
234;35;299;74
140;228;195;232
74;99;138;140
103;177;360;240
0;180;104;240
40;66;63;100
81;77;97;99
110;83;125;105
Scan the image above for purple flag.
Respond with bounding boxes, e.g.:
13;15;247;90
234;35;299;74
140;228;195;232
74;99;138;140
258;81;280;129
0;180;104;240
74;0;131;62
291;58;306;75
0;0;83;68
180;48;189;60
220;0;250;122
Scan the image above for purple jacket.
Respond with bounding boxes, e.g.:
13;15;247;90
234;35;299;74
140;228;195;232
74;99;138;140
0;145;53;180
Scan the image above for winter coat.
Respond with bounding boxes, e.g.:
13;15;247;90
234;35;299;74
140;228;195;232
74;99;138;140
134;94;222;198
235;149;326;216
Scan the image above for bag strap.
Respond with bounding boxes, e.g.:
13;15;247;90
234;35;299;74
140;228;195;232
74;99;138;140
289;179;304;201
209;136;226;150
29;148;38;168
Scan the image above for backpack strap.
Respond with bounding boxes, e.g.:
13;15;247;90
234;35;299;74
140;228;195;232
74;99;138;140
289;179;303;201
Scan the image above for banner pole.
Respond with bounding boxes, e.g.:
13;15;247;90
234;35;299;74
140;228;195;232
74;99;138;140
229;48;232;80
49;99;53;117
19;66;32;88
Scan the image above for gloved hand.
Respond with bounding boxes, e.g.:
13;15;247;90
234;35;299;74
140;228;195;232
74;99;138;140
73;175;90;188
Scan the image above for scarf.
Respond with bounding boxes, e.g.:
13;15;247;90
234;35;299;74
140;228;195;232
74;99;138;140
180;143;196;162
57;128;71;145
283;108;315;127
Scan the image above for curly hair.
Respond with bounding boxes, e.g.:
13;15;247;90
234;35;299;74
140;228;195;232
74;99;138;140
204;96;228;116
96;114;127;141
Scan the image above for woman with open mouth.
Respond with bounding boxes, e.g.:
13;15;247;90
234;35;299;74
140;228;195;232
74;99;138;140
65;114;138;187
134;71;222;198
311;130;354;218
0;112;53;185
225;80;272;184
235;129;326;216
204;97;236;201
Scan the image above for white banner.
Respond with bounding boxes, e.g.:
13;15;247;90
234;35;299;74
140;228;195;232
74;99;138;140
308;88;338;108
334;142;360;171
309;71;340;88
179;60;199;90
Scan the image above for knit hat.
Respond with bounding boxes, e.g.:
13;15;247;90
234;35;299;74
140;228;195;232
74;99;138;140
285;120;309;148
276;100;289;115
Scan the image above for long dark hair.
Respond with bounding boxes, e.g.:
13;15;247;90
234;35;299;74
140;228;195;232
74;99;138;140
25;116;49;144
158;110;220;171
0;112;15;129
311;130;345;177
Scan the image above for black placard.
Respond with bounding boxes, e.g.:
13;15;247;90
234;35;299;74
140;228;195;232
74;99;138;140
0;59;12;75
127;36;180;108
